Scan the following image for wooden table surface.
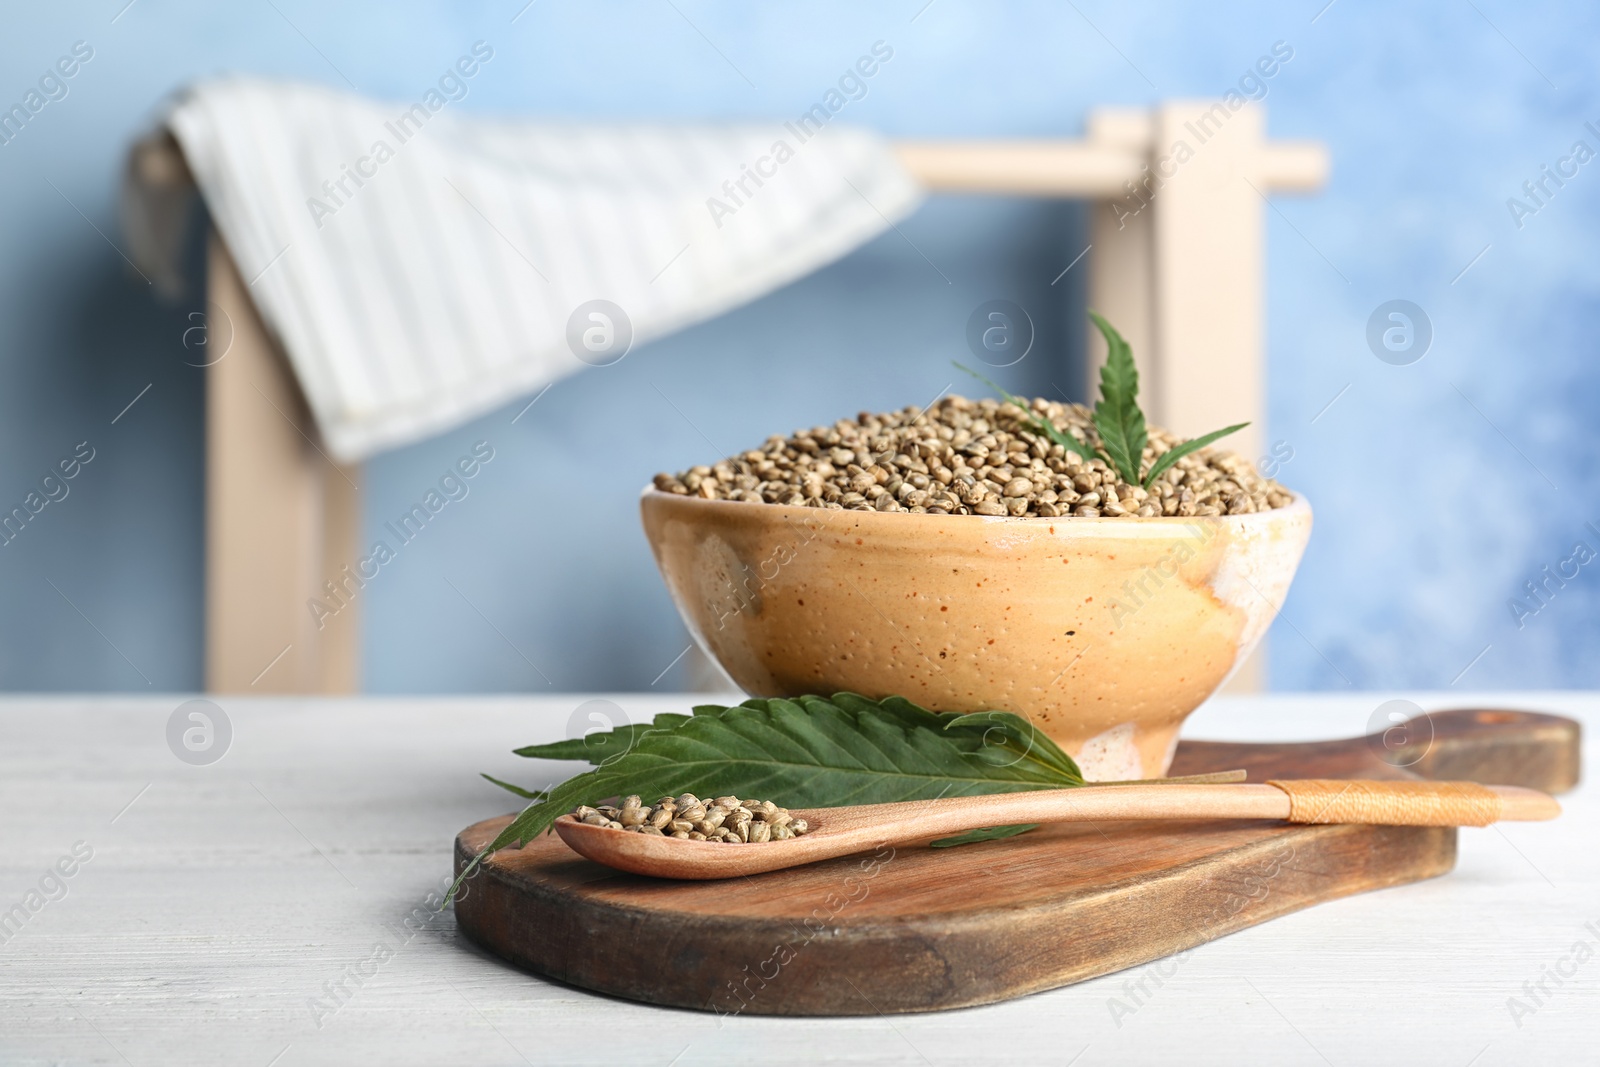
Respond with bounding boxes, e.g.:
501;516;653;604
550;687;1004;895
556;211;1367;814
1;693;1593;1066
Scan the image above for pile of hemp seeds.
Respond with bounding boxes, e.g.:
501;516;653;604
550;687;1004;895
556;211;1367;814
572;793;810;843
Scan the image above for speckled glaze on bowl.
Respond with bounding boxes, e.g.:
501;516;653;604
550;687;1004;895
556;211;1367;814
640;488;1312;780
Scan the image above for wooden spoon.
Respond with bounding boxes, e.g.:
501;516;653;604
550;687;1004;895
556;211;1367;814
552;779;1560;880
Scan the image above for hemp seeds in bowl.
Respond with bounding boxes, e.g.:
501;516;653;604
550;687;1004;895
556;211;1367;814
651;395;1293;520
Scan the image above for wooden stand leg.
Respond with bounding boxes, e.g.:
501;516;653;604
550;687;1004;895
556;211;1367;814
205;232;361;693
1086;109;1158;402
1147;101;1265;463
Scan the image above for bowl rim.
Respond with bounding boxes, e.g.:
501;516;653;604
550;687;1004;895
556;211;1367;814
640;485;1310;530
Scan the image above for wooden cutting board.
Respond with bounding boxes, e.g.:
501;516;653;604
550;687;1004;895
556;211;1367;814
452;708;1579;1016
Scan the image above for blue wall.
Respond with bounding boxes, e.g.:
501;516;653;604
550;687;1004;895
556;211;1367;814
1;0;1595;692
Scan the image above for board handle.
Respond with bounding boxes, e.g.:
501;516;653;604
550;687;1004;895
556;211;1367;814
1266;779;1560;826
1405;709;1581;793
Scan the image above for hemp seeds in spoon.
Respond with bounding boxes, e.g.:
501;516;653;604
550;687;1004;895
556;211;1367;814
573;793;810;844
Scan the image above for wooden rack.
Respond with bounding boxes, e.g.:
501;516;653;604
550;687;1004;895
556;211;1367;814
134;101;1327;694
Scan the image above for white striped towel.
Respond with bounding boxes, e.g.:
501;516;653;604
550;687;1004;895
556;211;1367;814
123;76;923;462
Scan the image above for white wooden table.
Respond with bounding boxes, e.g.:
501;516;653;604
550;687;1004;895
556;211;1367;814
2;693;1593;1066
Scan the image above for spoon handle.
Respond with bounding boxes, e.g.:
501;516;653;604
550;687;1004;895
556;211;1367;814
794;780;1558;850
945;780;1557;830
1265;779;1557;825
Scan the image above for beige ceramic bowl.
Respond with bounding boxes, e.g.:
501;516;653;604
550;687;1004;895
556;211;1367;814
640;488;1311;780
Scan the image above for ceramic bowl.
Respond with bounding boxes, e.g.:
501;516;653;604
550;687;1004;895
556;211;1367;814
640;488;1312;780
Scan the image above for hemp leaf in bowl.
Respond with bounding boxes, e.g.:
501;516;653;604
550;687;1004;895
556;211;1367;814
957;310;1249;491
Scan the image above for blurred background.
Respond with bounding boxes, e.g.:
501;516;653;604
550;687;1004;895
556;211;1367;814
1;0;1595;694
